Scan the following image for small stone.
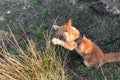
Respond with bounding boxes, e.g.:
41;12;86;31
6;10;11;14
22;6;27;10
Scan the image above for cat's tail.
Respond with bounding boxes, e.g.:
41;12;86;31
104;52;120;63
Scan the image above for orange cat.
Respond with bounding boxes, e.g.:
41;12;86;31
52;19;120;68
75;36;120;68
52;19;80;50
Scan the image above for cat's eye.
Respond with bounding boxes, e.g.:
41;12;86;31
64;30;67;32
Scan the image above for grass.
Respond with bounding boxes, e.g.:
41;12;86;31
0;27;69;80
0;16;5;22
0;0;120;80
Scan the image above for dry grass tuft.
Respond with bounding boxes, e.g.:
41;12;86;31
0;28;68;80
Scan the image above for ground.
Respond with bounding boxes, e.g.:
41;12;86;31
0;0;120;80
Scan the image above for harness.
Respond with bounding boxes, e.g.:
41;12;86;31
74;34;84;45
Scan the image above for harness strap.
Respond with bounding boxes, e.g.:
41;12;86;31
74;34;83;45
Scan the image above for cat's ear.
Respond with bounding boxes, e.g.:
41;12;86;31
82;35;88;41
82;35;91;42
66;19;72;28
82;35;86;39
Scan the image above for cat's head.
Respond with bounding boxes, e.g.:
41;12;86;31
52;19;80;42
77;36;93;55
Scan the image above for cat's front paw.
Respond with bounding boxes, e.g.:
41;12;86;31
52;38;60;45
